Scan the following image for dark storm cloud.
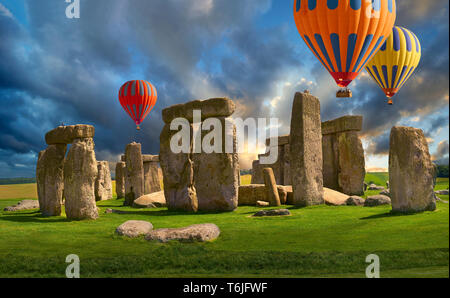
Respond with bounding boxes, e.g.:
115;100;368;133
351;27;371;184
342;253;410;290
433;140;450;163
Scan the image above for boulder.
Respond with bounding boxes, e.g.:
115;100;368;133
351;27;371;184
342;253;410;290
162;98;235;124
368;184;386;191
379;189;391;197
346;196;365;206
4;200;39;212
105;208;133;214
145;223;220;243
115;162;126;199
160;123;198;212
256;201;270;207
321;115;363;135
36;144;66;216
116;220;153;238
364;195;391;207
45;124;95;145
143;161;162;194
124;142;145;206
132;191;166;208
253;209;291;217
95;161;112;201
64;138;99;220
436;190;450;196
263;168;281;206
289;92;324;206
323;187;349;206
389;126;436;213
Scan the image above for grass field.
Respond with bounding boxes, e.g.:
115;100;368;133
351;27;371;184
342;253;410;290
0;174;448;278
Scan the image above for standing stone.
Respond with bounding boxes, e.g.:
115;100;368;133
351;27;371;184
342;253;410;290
251;160;264;184
115;162;126;199
283;144;291;185
64;138;98;220
389;126;436;213
143;160;162;194
95;161;113;201
336;131;365;195
124;142;145;206
160;124;198;212
36;144;67;216
263;168;281;206
289;92;324;206
192;118;239;211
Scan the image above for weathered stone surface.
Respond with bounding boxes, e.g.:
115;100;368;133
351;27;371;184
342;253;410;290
132;191;166;208
36;144;66;216
256;147;285;185
379;189;391;197
95;161;112;201
64;138;99;220
265;135;290;147
124;142;145;206
162;98;235;124
389;126;437;213
142;155;159;162
4;200;39;212
263;168;281;206
238;184;290;206
346;196;365;206
143;161;162;194
323;187;349;206
322;134;339;190
145;223;220;243
290;92;324;206
115;162;126;199
283;144;291;185
256;201;270;207
251;160;264;184
192;118;239;211
105;208;133;214
115;220;153;238
321;116;363;135
253;209;291;217
336;132;365;195
160;124;198;212
45;125;95;145
364;195;391;207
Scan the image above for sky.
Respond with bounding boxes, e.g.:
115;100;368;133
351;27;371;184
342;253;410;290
0;0;448;178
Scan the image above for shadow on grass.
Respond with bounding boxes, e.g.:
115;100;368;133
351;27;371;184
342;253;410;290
360;211;421;220
0;213;71;223
100;208;239;217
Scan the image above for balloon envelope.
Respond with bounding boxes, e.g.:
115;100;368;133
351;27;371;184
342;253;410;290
118;80;157;128
365;26;421;103
293;0;396;88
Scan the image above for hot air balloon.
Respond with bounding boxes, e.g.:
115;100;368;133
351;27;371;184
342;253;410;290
118;80;157;130
365;26;421;105
293;0;396;98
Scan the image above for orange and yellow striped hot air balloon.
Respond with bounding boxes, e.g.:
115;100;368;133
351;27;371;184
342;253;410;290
118;80;157;130
293;0;396;98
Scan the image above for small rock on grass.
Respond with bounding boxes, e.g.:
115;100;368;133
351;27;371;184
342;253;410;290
116;220;153;238
253;209;291;217
145;223;220;243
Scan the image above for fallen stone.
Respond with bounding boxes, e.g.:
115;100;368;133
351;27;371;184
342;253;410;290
256;201;270;207
45;124;95;145
116;220;153;238
323;187;349;206
346;196;365;206
389;126;436;213
368;184;386;191
145;223;220;243
105;208;134;214
379;189;391;197
4;200;39;212
364;195;391;207
435;190;449;196
290;92;324;206
64;138;99;220
253;209;291;217
36;144;66;216
162;98;235;124
132;191;166;208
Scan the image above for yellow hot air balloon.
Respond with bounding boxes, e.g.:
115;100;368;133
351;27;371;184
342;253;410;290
365;26;421;105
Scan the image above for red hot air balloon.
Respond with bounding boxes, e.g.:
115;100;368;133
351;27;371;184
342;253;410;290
118;80;157;130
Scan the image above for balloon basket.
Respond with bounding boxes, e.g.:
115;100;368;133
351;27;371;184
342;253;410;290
387;99;393;105
336;88;352;98
136;125;141;131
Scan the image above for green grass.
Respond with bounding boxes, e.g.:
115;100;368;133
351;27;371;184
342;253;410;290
365;172;389;187
0;175;448;278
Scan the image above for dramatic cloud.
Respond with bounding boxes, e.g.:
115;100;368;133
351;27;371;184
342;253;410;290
433;140;450;165
0;0;448;177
